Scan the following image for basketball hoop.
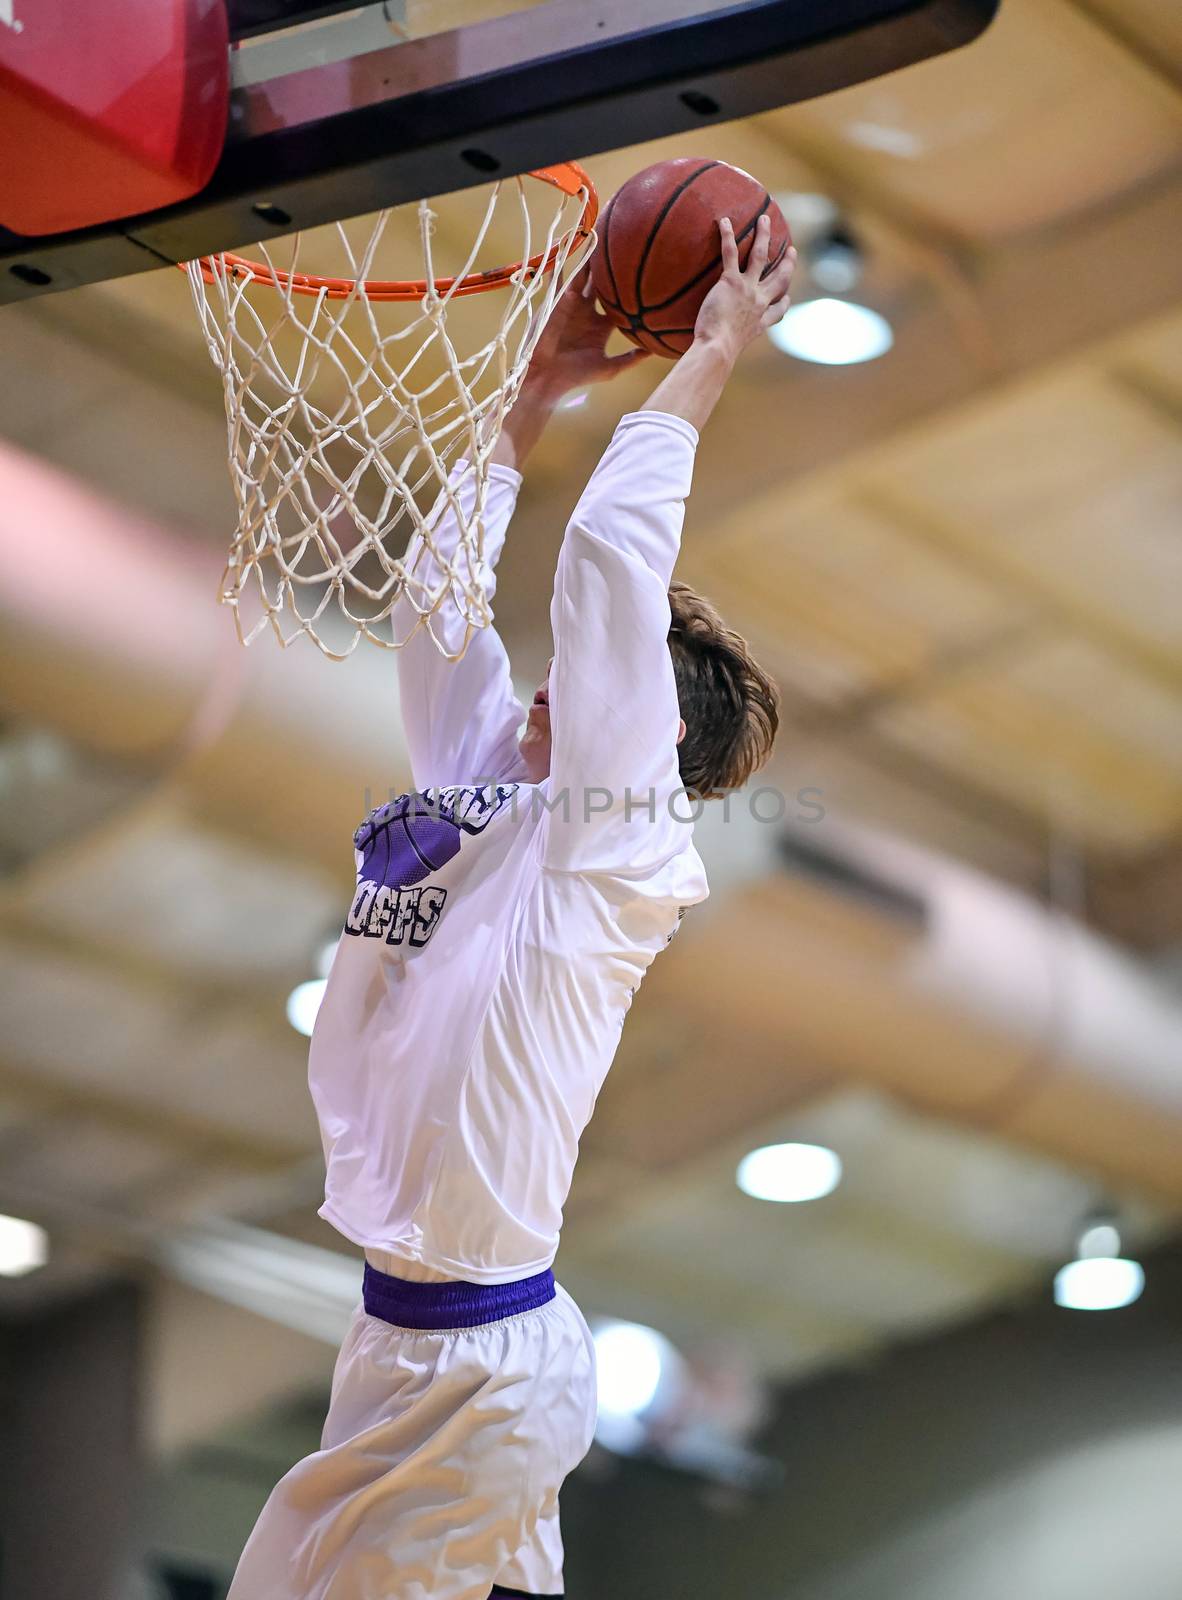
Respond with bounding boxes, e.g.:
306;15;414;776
184;164;597;660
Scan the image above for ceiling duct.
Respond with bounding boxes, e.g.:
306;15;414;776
777;832;928;931
668;817;1182;1199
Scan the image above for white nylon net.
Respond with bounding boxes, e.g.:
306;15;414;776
186;174;594;660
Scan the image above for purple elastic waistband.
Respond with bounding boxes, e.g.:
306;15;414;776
362;1262;556;1330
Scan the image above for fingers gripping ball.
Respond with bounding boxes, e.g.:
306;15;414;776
590;158;791;359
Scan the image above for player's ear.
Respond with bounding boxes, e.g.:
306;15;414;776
676;718;687;745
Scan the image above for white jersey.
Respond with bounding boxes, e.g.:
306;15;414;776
309;411;709;1284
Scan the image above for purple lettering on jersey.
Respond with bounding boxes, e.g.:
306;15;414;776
344;883;449;948
411;887;447;947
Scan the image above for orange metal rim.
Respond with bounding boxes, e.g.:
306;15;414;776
185;163;598;301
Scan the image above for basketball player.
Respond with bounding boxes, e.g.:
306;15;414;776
227;215;793;1600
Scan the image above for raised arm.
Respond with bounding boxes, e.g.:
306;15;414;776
639;214;797;431
543;216;796;872
542;410;695;872
396;271;650;790
395;462;529;790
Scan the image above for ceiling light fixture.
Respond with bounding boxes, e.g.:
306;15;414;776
593;1320;670;1419
1054;1217;1144;1312
0;1213;49;1277
809;226;863;295
1054;1257;1144;1312
769;298;893;366
736;1142;842;1203
286;977;327;1037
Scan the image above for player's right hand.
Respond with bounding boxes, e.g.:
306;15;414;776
523;266;649;401
692;216;797;363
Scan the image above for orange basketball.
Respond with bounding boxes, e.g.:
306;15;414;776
590;158;791;359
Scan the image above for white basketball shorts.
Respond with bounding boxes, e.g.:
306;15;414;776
226;1259;598;1600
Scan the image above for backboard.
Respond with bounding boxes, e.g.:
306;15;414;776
0;0;998;303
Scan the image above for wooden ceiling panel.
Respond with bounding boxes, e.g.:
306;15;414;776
0;942;191;1095
864;364;1182;670
873;631;1182;852
686;490;1025;709
871;364;1179;531
1068;0;1182;84
773;0;1182;240
8;805;339;986
1111;303;1182;396
1006;632;1182;772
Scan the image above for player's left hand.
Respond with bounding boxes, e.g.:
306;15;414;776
523;266;649;399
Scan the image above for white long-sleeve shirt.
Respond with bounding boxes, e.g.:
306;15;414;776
308;412;709;1283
